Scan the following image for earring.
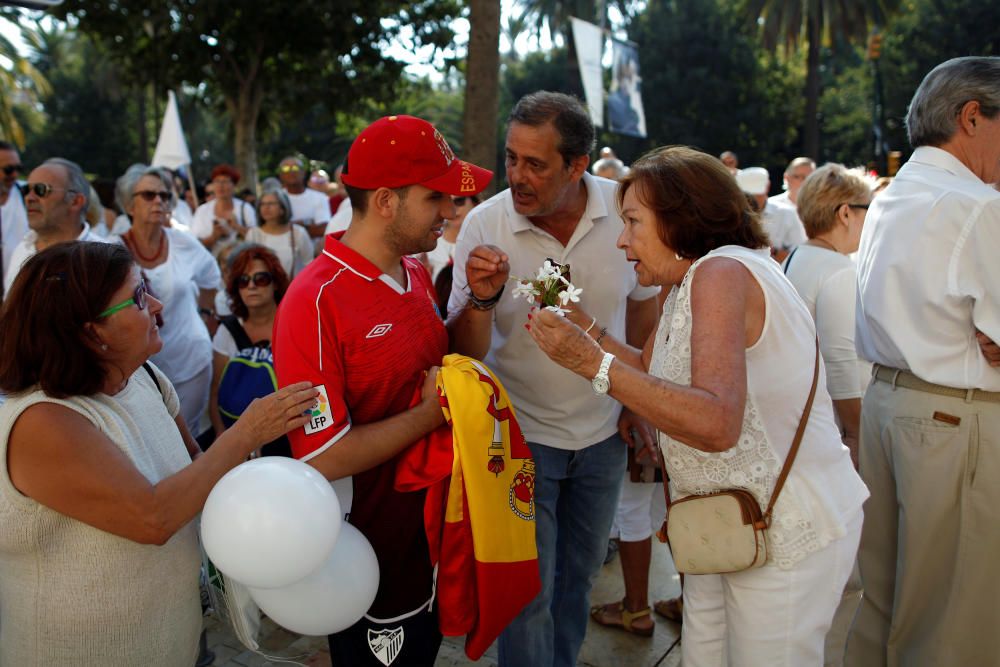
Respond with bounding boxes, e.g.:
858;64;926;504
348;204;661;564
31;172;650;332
675;252;683;261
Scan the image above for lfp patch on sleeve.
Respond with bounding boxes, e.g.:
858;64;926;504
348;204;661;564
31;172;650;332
304;385;334;435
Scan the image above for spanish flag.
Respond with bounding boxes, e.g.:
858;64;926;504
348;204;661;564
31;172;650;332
395;354;540;660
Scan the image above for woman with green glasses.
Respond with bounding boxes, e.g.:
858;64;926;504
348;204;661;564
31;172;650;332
0;241;316;666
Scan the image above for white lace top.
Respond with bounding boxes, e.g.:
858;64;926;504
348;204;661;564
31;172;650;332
651;246;868;568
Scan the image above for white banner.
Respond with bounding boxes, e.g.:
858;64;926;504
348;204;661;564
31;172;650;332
151;90;192;170
609;40;647;138
570;17;604;128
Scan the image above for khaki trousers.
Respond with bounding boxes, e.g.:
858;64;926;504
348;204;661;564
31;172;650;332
845;379;1000;667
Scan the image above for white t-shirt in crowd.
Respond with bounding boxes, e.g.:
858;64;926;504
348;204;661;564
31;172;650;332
856;146;1000;391
768;190;795;210
761;201;807;251
212;321;242;358
190;199;257;240
284;188;331;227
325;198;352;236
172;199;194;227
94;213;131;239
1;186;28;278
425;238;455;283
782;244;870;399
245;225;313;278
449;172;660;451
4;224;108;297
120;227;221;384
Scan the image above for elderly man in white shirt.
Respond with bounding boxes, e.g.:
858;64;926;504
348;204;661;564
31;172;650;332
736;166;806;262
4;158;107;296
768;156;815;211
848;57;1000;667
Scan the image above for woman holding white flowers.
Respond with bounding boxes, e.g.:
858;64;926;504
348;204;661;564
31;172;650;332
527;146;868;666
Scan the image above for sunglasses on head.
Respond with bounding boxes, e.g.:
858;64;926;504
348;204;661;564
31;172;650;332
237;271;274;288
279;164;302;173
21;182;77;198
98;279;149;319
133;190;172;203
2;164;22;175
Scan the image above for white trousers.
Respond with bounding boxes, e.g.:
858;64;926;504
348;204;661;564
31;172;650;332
681;513;862;667
609;476;662;542
172;363;212;439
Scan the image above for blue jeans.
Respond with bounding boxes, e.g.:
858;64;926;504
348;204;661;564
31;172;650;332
498;434;627;667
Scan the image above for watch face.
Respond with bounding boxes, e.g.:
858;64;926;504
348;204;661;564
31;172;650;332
592;376;610;394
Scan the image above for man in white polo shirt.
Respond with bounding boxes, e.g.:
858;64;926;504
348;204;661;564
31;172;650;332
278;155;331;240
4;157;105;296
848;57;1000;667
769;156;815;211
449;91;659;667
736;166;806;262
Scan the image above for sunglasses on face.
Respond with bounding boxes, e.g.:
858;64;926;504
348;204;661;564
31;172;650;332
237;271;274;288
21;182;77;198
133;190;172;203
279;164;302;173
98;279;149;319
452;196;477;207
2;164;22;175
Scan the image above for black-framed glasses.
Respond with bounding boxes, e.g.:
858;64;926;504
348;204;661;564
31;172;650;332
847;203;870;210
2;164;22;175
133;190;172;203
98;279;148;318
237;271;274;288
21;182;77;198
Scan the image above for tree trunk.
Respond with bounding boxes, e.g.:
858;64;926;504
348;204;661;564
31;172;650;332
230;83;263;191
803;13;821;160
462;0;502;197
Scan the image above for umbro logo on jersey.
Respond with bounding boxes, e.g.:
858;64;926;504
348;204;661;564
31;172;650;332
366;323;393;338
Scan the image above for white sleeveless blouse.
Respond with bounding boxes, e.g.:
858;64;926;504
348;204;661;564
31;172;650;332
650;246;868;568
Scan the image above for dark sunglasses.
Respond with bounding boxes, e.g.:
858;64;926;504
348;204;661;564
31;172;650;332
20;182;77;198
134;190;172;203
847;203;870;210
98;279;149;318
453;196;478;207
2;164;22;175
237;271;274;288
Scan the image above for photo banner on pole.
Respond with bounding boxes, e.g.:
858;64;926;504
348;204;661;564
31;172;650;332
570;17;604;129
609;39;647;138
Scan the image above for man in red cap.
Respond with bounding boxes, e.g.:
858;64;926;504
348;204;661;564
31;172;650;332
273;115;495;666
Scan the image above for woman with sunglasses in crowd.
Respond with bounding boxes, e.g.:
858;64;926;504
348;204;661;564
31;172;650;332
116;164;221;441
245;187;312;279
191;164;256;255
0;241;315;666
209;245;289;454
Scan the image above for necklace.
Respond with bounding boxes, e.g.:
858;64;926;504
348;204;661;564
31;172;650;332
808;236;838;253
125;229;166;262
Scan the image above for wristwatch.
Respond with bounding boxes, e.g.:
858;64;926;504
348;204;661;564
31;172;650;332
592;352;615;395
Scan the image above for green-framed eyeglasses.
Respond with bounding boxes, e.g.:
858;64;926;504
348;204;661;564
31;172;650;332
98;279;148;318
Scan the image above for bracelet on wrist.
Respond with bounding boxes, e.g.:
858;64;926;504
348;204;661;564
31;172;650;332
595;326;609;347
198;308;215;318
468;284;505;311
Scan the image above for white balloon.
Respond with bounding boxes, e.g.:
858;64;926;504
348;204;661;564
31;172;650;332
201;457;341;589
249;523;380;636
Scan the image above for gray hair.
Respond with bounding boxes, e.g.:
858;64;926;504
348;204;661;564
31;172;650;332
592;157;628;180
41;158;90;222
784;157;816;174
256;186;292;225
117;164;175;211
906;57;1000;148
508;91;595;166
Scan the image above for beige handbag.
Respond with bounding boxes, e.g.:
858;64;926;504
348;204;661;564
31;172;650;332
656;340;820;575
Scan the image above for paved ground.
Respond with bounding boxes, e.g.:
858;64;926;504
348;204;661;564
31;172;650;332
205;536;682;667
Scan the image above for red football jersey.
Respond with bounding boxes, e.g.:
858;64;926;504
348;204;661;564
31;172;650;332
273;233;448;618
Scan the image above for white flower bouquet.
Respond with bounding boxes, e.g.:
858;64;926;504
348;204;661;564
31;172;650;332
511;259;582;316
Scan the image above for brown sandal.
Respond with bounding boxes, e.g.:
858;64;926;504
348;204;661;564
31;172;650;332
589;601;654;637
653;596;683;624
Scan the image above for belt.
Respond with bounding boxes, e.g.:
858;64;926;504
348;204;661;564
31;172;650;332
871;364;1000;404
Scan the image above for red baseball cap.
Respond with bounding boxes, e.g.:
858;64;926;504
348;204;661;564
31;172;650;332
340;115;493;196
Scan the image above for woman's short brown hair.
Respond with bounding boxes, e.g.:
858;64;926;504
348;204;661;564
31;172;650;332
796;164;872;238
617;146;769;259
225;245;289;320
0;241;135;398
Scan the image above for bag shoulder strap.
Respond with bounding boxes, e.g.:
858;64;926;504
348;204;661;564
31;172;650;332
658;337;820;520
782;246;799;274
763;336;819;520
220;315;254;350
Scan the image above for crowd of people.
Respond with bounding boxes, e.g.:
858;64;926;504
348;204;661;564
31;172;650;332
0;54;998;667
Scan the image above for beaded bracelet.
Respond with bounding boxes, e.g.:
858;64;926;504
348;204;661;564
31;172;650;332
468;284;505;311
595;326;609;347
